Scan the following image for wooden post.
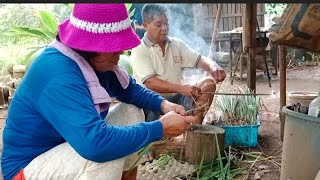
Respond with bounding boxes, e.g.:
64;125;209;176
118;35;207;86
279;45;287;141
244;3;257;92
185;125;225;165
208;4;223;57
229;35;233;78
242;4;247;53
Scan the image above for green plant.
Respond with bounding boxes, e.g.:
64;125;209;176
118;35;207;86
128;143;153;171
119;55;133;76
122;3;136;61
3;6;67;67
145;154;173;171
194;135;244;180
0;4;41;45
52;4;73;23
2;4;137;73
125;3;136;19
265;3;287;16
214;86;261;125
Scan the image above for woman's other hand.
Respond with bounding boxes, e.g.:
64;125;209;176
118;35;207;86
159;111;198;137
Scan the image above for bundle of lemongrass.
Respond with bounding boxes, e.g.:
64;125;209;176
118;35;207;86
213;86;261;126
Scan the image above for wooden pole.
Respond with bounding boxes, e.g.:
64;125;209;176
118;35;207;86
208;4;223;57
185;125;225;165
245;3;257;92
279;45;287;141
242;4;247;53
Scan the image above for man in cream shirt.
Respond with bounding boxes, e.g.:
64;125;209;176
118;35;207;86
131;4;226;124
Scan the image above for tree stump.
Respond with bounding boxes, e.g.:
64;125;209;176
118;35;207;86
185;124;225;165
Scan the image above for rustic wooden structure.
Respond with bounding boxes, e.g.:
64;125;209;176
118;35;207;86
208;4;223;56
192;4;265;43
192;3;276;85
192;4;294;141
185;125;225;165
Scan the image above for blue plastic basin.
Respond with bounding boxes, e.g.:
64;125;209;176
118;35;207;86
220;118;260;148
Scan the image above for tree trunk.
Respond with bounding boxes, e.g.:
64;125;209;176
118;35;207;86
185;125;225;165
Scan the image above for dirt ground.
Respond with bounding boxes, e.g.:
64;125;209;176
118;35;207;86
152;65;320;179
0;65;319;179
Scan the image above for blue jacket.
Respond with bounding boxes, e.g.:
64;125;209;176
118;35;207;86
1;47;164;180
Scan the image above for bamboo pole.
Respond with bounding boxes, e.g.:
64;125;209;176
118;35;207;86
198;92;271;96
279;45;287;141
208;4;223;57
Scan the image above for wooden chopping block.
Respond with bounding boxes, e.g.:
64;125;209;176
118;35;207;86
185;124;225;165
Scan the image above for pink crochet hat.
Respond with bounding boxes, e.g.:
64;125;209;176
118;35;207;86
58;4;140;53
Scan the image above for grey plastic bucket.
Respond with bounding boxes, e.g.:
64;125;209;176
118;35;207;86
280;106;320;180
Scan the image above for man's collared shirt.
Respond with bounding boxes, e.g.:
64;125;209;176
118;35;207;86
131;33;201;86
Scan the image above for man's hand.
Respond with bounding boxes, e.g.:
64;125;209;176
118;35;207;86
160;111;199;137
209;65;226;83
161;100;185;115
196;56;226;83
178;84;201;97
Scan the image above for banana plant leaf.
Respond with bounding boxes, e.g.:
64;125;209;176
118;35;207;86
125;3;135;19
67;3;74;9
4;27;52;43
37;10;58;38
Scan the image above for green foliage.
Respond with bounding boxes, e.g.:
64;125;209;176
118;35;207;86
2;5;72;67
37;10;58;38
128;143;153;171
194;136;244;180
265;3;287;16
125;3;136;19
145;154;172;171
120;4;136;76
5;26;52;43
0;3;136;74
0;4;40;46
52;4;72;22
119;55;133;76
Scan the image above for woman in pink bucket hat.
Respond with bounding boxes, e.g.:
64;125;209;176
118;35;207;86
1;4;199;180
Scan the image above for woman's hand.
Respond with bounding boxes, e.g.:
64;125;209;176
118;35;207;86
160;111;199;137
161;100;185;115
